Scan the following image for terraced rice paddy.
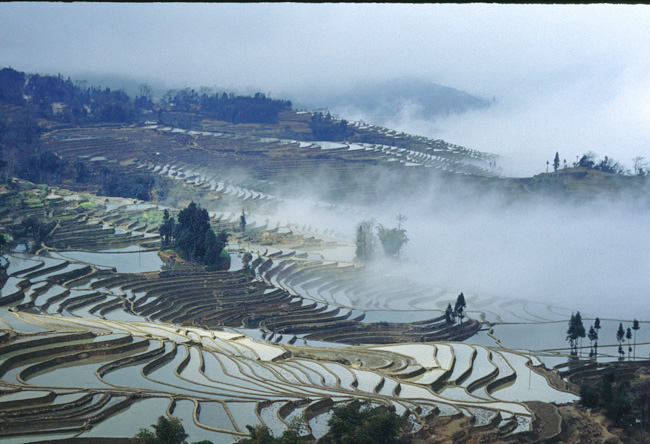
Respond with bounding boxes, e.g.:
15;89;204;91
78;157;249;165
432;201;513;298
1;119;641;442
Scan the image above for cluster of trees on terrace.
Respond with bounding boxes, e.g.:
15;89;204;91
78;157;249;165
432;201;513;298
547;150;650;176
135;401;406;444
579;364;650;431
615;319;641;361
158;202;229;268
355;216;409;262
135;415;212;444
566;312;641;361
445;293;467;324
159;88;292;124
309;111;351;141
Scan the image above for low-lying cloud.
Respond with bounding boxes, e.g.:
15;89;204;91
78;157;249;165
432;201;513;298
262;167;650;321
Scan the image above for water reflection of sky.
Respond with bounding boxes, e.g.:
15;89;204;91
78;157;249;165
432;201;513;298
55;249;163;273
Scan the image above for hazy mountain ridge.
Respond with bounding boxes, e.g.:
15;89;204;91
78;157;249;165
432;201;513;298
293;77;492;124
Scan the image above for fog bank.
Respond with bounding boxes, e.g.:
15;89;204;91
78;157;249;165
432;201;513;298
266;170;650;321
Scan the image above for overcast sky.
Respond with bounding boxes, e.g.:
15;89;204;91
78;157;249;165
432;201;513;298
2;3;650;175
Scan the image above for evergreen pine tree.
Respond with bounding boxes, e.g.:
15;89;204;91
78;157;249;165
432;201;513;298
567;313;577;355
454;293;467;324
626;327;632;360
575;311;586;356
445;303;453;324
240;209;246;233
632;319;640;360
616;323;625;350
588;326;598;358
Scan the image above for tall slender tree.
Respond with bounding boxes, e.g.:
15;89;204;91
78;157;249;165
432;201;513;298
594;317;601;332
567;313;577;355
588;325;598;358
575;312;586;356
593;317;602;356
632;319;640;360
566;312;586;356
158;209;175;246
553;152;560;172
626;327;633;360
240;209;247;233
616;323;625;358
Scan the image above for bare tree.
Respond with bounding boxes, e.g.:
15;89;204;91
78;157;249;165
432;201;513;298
138;83;152;101
633;156;648;176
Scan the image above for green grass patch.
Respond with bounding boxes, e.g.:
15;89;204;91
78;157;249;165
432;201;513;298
133;209;164;227
80;201;98;210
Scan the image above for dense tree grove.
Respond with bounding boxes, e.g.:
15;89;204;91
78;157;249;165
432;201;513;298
135;415;213;444
0;67;293;128
574;151;628;175
309;112;350;141
238;424;302;444
158;88;292;125
159;202;229;268
0;107;41;183
0;68;27;105
99;167;158;201
323;401;405;444
15;68;136;123
134;403;407;444
580;369;632;425
198;91;291;124
235;402;405;444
